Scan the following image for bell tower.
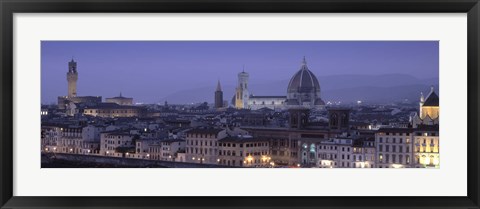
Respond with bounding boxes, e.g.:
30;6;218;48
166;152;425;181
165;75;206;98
67;58;78;98
235;66;249;109
215;80;224;109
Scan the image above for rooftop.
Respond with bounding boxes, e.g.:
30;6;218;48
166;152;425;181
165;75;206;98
218;135;268;143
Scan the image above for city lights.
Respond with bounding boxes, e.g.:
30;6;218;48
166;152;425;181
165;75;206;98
41;42;439;169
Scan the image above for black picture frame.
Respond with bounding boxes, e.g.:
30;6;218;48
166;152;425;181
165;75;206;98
1;0;479;208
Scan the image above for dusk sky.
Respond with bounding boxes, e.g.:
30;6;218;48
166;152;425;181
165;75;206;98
41;41;439;104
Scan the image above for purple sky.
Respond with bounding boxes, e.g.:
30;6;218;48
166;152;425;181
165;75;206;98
41;41;438;104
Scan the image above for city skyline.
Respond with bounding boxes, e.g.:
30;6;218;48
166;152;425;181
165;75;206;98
41;41;439;104
41;41;440;169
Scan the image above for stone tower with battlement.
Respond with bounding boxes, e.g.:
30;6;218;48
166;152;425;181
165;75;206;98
67;59;78;98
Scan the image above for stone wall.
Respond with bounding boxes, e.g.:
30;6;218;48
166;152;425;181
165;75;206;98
42;153;236;168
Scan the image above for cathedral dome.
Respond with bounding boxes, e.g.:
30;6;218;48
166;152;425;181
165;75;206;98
286;57;324;106
287;57;321;94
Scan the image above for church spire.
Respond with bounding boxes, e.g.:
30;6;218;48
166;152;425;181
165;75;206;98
216;80;222;92
420;92;425;103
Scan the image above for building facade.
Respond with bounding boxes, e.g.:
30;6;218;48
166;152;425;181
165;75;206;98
248;96;287;110
100;131;136;157
83;103;145;118
217;135;270;167
185;128;227;164
375;128;414;168
413;126;440;168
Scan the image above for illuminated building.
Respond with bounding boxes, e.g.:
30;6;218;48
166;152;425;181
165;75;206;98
234;69;250;109
185;128;227;164
217;135;270;167
413;125;440;168
411;86;439;127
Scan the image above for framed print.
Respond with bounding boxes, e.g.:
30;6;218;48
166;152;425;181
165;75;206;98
1;0;479;208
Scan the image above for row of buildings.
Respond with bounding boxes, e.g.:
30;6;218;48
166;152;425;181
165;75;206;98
42;90;439;168
42;119;439;168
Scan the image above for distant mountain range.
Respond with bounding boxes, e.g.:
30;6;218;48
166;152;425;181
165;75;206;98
160;74;439;104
